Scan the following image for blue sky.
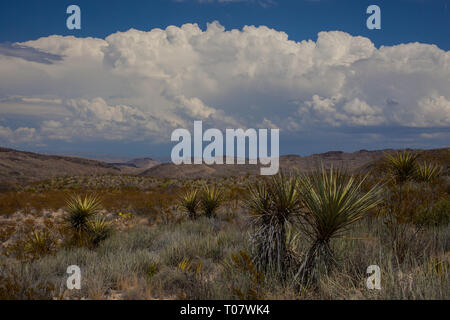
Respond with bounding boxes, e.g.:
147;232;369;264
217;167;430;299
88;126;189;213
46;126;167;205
1;0;449;50
0;0;449;159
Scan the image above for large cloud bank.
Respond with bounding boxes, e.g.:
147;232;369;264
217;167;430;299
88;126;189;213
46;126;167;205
0;22;449;151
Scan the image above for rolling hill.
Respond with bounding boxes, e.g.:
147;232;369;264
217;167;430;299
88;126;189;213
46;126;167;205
0;147;121;187
140;148;449;178
0;147;448;188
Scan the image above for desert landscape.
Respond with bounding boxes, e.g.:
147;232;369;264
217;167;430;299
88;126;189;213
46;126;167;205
0;147;448;300
0;0;448;305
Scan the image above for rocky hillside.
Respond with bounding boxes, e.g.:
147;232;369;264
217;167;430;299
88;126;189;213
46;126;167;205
1;147;447;187
141;148;449;178
0;147;121;187
108;158;160;174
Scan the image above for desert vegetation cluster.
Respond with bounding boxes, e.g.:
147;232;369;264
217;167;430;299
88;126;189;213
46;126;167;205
0;151;448;300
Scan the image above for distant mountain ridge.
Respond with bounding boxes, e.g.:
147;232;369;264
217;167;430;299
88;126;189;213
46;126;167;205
108;158;160;174
141;148;449;178
0;146;448;187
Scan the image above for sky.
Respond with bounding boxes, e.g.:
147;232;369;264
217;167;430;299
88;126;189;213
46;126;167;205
0;0;449;159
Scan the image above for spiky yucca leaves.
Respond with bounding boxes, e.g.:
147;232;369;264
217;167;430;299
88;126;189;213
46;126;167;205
200;184;224;218
247;172;302;277
65;194;102;244
295;168;382;285
24;230;55;259
179;189;200;219
87;217;113;247
415;161;442;183
386;151;418;183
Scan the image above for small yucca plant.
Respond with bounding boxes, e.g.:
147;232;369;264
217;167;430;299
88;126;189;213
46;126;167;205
295;167;382;285
87;217;112;247
247;172;302;276
24;230;55;259
179;189;200;219
200;184;224;218
65;194;102;243
386;151;418;183
415;161;442;183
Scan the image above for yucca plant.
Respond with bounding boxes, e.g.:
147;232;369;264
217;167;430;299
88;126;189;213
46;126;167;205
179;189;200;219
200;184;224;218
87;217;113;247
415;161;442;183
295;167;382;285
65;194;102;244
24;230;55;259
385;151;418;183
247;172;302;276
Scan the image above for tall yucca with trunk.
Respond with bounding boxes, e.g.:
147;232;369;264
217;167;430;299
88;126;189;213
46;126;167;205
386;151;418;183
247;172;302;276
295;168;382;285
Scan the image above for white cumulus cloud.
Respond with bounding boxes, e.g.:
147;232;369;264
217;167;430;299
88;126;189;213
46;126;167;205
0;21;448;152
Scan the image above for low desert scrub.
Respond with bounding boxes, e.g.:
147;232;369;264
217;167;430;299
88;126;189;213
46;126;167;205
222;250;266;300
1;210;448;300
0;263;58;300
0;159;448;300
314;222;449;300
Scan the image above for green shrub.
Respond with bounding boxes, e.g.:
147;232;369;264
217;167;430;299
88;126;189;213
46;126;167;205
414;199;450;227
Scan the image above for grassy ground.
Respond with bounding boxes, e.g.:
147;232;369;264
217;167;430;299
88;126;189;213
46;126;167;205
0;170;449;300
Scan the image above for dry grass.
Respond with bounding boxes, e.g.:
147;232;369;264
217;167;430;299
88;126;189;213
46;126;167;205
0;163;449;300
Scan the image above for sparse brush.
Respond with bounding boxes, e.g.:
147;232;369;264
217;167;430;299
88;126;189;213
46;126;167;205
200;184;224;218
386;151;418;183
65;194;102;244
247;172;302;276
414;198;450;228
225;250;265;300
87;217;113;247
295;167;382;286
179;189;200;219
415;161;442;183
0;266;56;300
285;222;301;267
